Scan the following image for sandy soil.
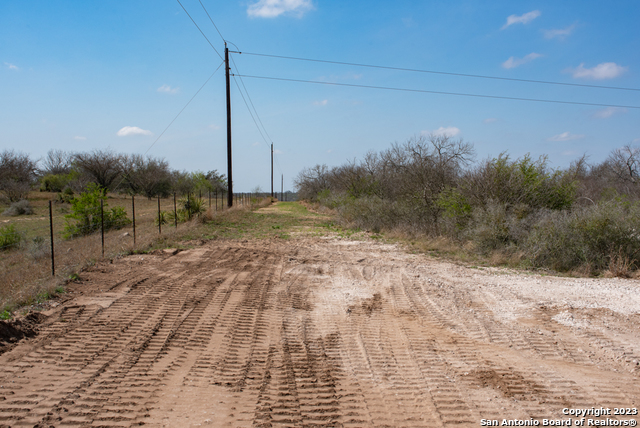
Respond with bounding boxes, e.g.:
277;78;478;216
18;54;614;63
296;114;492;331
0;235;638;427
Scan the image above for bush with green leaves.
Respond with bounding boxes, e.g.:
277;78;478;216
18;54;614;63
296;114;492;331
461;154;577;212
166;196;206;224
57;187;75;203
63;183;131;238
39;171;79;193
155;210;170;226
0;224;22;250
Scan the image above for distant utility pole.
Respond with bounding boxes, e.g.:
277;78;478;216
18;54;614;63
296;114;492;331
225;43;233;207
281;174;284;201
271;143;274;198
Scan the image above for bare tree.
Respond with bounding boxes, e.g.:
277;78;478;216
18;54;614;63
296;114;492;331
0;150;38;201
604;144;640;197
40;149;74;175
120;155;174;198
294;164;330;200
74;149;123;193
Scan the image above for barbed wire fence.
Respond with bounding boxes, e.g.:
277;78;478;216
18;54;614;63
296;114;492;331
0;191;284;312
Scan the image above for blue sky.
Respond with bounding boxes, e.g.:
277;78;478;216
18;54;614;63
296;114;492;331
1;0;639;192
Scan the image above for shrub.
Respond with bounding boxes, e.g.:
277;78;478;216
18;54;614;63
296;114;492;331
57;187;75;204
0;224;22;250
156;210;169;226
461;154;577;212
2;199;33;216
63;183;131;238
39;171;78;193
28;236;50;261
525;200;640;273
0;150;37;202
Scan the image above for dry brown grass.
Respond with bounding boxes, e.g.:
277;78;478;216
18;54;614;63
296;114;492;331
604;248;635;278
488;249;525;267
0;191;258;314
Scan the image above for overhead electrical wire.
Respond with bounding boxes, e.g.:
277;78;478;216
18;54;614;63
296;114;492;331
234;74;640;110
198;0;226;43
194;0;283;180
176;0;223;60
231;75;270;148
111;62;225;192
232;72;285;176
143;62;225;157
230;56;276;146
238;51;640;92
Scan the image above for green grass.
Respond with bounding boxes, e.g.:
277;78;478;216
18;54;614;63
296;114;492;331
203;202;332;240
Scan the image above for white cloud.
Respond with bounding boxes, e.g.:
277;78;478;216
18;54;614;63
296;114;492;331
502;10;541;29
252;141;261;147
157;84;179;94
542;24;576;40
483;118;498;124
274;149;284;154
313;99;328;106
569;62;628;80
547;132;585;142
74;136;87;141
592;107;627;119
116;126;152;137
502;53;542;69
426;127;461;137
4;62;19;70
209;124;221;130
247;0;313;18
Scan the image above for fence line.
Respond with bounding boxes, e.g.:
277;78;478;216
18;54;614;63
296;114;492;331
0;191;296;285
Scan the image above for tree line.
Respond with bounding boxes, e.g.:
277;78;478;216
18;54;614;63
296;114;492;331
295;135;640;275
0;148;226;201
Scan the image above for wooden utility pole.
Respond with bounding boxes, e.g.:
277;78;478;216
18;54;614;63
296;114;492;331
271;143;274;198
225;43;233;207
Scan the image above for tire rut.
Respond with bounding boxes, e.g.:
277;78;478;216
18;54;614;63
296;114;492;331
0;238;638;427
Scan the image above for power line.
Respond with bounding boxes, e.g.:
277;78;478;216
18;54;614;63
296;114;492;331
231;74;271;149
144;62;225;157
197;0;225;43
111;62;225;195
229;54;283;177
239;51;640;92
176;0;223;60
234;73;640;110
230;55;275;145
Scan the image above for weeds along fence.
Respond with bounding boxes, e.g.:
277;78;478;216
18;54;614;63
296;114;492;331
0;191;271;313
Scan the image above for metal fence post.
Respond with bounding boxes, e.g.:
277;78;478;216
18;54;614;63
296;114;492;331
158;196;162;234
49;200;55;277
100;199;105;258
174;193;178;228
132;195;136;246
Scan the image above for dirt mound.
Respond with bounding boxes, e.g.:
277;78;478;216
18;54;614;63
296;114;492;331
0;312;47;353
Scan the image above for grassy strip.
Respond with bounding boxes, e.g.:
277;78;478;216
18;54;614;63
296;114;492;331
0;199;335;317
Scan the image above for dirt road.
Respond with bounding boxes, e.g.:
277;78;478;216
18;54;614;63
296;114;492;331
0;235;638;427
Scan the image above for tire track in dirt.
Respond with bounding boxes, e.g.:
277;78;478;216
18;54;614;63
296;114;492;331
0;237;638;427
